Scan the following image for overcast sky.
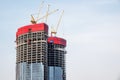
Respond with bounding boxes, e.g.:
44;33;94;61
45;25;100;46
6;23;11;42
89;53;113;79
0;0;120;80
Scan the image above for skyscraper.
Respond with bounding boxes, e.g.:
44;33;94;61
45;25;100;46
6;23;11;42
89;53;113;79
16;23;48;80
48;37;66;80
16;23;67;80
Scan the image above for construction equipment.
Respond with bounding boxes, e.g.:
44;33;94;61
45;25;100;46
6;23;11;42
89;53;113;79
30;1;59;24
37;9;58;22
31;9;59;24
31;1;44;24
31;15;37;24
51;10;64;36
45;4;50;23
36;1;44;21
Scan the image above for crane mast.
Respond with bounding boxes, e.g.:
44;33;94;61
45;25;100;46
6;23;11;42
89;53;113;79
51;10;64;36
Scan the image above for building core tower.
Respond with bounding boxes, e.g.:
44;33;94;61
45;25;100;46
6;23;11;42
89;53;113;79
16;23;48;80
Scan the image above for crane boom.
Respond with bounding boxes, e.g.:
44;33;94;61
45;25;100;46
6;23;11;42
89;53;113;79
31;1;44;24
30;1;59;24
45;4;50;23
31;9;58;24
51;10;64;36
56;10;64;34
36;9;59;22
36;1;44;20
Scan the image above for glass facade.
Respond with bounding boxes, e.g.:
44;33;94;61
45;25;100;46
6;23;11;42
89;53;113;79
16;62;44;80
49;66;63;80
16;23;66;80
48;42;66;80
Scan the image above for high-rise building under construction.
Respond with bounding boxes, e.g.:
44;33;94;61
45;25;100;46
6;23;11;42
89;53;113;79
16;23;67;80
48;37;66;80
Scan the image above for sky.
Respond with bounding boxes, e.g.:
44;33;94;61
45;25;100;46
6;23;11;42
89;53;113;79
0;0;120;80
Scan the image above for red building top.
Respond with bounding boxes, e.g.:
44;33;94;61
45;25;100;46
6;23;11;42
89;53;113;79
48;37;66;46
16;23;48;37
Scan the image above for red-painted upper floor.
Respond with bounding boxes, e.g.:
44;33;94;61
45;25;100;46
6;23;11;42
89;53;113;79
48;37;66;47
16;23;48;37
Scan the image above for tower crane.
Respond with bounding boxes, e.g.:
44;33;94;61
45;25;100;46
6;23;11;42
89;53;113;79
31;1;44;24
31;9;58;24
30;1;58;24
51;10;64;36
36;9;58;22
45;4;50;23
36;1;44;21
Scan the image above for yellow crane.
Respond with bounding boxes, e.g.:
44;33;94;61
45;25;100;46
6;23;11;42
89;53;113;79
45;4;50;23
31;1;44;24
30;1;58;24
31;9;59;24
36;1;44;21
51;10;64;36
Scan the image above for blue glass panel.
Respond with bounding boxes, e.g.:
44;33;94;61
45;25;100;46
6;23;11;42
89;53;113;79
16;62;44;80
49;66;63;80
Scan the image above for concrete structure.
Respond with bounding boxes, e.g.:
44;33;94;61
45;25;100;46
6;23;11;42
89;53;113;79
16;23;67;80
16;23;48;80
